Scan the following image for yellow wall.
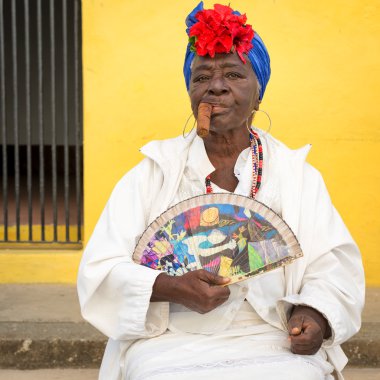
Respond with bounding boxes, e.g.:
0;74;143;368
1;0;379;285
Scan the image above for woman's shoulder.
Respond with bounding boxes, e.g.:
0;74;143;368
116;133;190;182
115;156;162;192
113;132;195;197
139;132;195;163
257;129;310;157
257;130;326;188
256;129;312;171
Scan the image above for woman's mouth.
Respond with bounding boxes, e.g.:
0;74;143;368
211;105;229;116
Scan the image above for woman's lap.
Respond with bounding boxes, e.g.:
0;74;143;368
123;330;334;380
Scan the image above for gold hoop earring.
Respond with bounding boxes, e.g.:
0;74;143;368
252;109;272;134
246;118;253;135
182;112;196;138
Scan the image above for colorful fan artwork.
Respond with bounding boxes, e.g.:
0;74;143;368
133;194;303;284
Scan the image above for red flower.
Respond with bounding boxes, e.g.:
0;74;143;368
189;4;254;62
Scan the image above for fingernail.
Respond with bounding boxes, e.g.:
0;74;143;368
291;327;301;335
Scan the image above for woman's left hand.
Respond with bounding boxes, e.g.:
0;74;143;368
287;305;331;355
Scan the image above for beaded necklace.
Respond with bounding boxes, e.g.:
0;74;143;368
205;128;263;199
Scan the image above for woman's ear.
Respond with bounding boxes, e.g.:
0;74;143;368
254;96;261;111
256;99;261;111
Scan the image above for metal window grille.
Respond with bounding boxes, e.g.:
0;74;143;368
0;0;83;248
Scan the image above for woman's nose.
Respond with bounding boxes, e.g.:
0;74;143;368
207;76;229;96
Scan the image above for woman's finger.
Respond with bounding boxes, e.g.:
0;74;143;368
198;269;231;286
288;314;305;336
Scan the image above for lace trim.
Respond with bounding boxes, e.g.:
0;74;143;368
135;352;327;380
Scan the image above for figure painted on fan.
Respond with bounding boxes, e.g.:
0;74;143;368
232;225;248;253
160;220;176;240
159;255;186;276
141;239;174;269
182;229;237;258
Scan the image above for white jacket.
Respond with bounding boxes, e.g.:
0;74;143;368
77;130;364;379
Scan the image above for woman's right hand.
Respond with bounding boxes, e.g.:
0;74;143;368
151;270;231;314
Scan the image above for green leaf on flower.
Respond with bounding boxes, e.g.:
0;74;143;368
189;36;197;52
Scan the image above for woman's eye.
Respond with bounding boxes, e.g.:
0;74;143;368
226;72;242;79
194;75;209;83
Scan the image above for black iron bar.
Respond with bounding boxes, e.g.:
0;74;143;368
37;0;45;241
1;0;83;247
50;0;57;242
74;0;81;242
24;0;32;241
62;0;70;241
11;0;20;241
0;0;7;241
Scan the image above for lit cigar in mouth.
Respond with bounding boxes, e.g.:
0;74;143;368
196;102;213;138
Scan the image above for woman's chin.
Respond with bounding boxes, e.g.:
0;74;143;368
208;125;228;135
209;122;244;135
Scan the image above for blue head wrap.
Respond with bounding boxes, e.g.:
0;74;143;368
183;2;271;100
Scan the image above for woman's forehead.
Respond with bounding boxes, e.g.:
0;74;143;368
192;53;253;72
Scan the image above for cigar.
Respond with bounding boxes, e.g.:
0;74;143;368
196;102;213;138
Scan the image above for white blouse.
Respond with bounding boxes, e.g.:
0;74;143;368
168;134;285;334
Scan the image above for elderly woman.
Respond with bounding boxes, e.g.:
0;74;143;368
77;3;364;380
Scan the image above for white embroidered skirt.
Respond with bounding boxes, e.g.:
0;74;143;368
123;302;334;380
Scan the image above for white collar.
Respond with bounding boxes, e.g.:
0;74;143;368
186;135;253;195
185;135;215;182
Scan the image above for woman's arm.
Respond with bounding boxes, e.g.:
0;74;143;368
77;159;167;341
277;164;364;352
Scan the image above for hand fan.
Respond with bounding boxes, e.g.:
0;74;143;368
133;193;303;284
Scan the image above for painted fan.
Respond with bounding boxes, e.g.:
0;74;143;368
133;193;303;284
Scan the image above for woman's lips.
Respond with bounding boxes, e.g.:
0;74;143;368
211;105;229;115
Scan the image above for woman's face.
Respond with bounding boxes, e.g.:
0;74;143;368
189;52;260;134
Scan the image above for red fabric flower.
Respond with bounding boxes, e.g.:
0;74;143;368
189;4;254;63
